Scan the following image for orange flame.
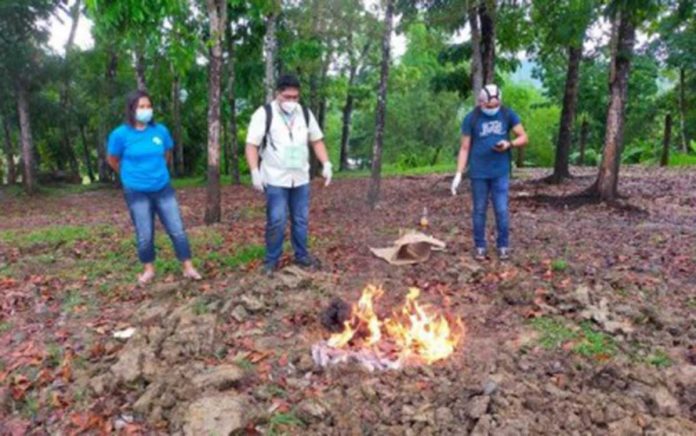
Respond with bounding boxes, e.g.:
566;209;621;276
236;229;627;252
327;285;463;364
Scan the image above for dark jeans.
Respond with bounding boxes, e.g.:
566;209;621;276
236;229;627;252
264;183;310;267
470;175;510;249
123;184;192;264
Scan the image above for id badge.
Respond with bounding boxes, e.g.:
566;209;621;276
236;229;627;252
283;144;307;169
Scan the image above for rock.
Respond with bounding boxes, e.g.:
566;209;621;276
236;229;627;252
296;398;329;423
180;394;252;436
607;417;642;435
231;305;249;323
645;416;696;435
648;386;680;417
89;374;108;395
574;285;591;307
435;407;454;427
482;379;499;396
133;381;164;416
470;414;493;436
240;294;265;312
191;364;244;391
605;402;627;422
110;344;144;384
467;395;490;419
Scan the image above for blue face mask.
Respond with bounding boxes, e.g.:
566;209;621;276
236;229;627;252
135;108;153;124
481;106;500;116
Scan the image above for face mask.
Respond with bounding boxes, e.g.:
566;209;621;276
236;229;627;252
481;106;500;116
136;108;153;124
280;101;298;114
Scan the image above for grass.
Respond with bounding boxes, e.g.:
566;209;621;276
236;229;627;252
551;258;569;272
573;323;617;359
530;318;617;361
0;321;12;333
529;317;576;349
269;411;305;435
0;225;96;249
669;153;696;167
646;349;672;368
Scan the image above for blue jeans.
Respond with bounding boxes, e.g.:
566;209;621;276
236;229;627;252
470;176;510;249
264;183;310;267
123;184;192;264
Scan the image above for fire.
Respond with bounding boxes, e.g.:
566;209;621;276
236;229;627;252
327;285;463;364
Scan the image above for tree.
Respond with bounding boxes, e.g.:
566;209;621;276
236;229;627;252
532;0;596;183
204;0;227;225
589;3;645;201
263;1;280;103
367;0;395;209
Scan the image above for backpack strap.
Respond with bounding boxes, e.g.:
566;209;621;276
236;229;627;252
260;103;274;153
469;107;481;140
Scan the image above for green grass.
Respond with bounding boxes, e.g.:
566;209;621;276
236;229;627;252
234;357;255;371
529;317;577;349
646;349;672;368
0;225;97;249
269;411;305;435
62;291;85;313
0;321;12;333
572;322;617;359
551;258;569;272
217;244;265;269
669;153;696;167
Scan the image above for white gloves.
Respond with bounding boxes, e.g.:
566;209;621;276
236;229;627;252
322;161;333;187
451;172;462;196
251;168;265;192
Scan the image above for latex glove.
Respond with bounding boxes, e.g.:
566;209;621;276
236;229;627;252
322;161;333;187
451;172;462;196
251;168;265;192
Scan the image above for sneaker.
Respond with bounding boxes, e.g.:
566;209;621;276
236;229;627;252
473;247;487;261
498;247;510;261
261;263;275;277
295;255;322;270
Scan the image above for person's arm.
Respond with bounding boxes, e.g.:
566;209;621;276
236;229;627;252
510;124;528;148
310;140;330;165
245;143;260;171
107;155;120;173
455;135;471;174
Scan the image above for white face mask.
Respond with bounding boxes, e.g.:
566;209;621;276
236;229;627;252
280;101;298;114
481;106;500;116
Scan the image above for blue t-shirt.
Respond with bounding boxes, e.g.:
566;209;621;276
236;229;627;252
107;123;174;192
461;108;521;179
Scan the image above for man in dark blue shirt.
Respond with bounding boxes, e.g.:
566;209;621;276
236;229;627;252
451;84;528;260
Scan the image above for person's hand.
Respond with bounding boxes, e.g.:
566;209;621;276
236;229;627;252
494;140;511;152
451;172;462;196
251;168;265;192
322;161;333;187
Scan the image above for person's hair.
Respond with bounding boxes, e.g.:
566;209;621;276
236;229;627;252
276;74;301;92
125;90;155;126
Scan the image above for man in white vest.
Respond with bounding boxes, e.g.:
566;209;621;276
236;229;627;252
245;74;332;275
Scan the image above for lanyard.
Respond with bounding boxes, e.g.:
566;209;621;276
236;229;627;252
279;110;296;143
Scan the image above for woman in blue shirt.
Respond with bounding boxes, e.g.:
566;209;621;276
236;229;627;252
107;90;201;284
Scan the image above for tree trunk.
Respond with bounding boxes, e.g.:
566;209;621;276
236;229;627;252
2;115;17;184
579;117;588;166
79;124;95;183
479;0;496;84
204;0;226;225
339;66;357;172
550;45;582;183
171;74;184;176
17;84;36;195
263;11;277;103
135;46;147;92
516;146;524;168
98;49;118;182
226;22;240;184
593;8;635;202
678;68;687;153
367;0;394;209
468;0;483;100
660;113;672;167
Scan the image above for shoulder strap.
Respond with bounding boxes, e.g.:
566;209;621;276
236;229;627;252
302;104;310;128
260;103;274;152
